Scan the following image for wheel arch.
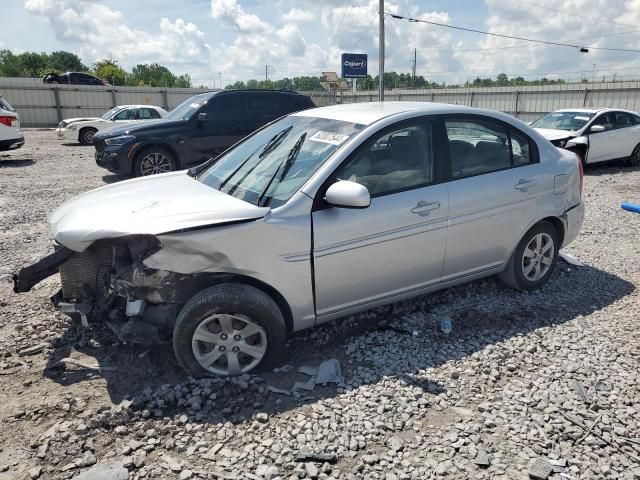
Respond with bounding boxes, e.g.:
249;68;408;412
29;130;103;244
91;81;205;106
540;216;565;245
133;142;182;173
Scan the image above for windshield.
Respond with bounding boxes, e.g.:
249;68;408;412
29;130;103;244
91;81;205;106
165;93;213;121
531;111;594;131
100;107;122;120
198;116;364;207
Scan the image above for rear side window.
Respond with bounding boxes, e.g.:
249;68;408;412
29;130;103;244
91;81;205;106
140;108;161;119
0;97;14;112
245;93;286;131
445;118;536;178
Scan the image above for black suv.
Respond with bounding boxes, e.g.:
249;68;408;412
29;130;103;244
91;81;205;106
93;89;315;177
42;72;109;86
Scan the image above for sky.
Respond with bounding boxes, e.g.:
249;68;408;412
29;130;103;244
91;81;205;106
3;0;640;87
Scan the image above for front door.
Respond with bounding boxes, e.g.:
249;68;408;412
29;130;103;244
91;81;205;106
586;112;617;163
441;116;543;279
183;93;246;166
312;118;449;318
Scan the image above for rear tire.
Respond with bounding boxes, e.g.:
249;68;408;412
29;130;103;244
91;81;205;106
133;147;177;177
628;144;640;166
79;128;97;145
499;221;560;291
173;284;286;377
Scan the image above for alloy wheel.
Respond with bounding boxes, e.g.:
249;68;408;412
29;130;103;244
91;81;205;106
140;152;174;175
191;314;267;376
521;232;555;282
82;130;95;145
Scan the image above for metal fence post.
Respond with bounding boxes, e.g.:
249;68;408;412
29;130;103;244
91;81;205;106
583;86;589;107
470;91;474;107
53;86;62;124
110;89;117;108
514;90;520;118
162;90;169;110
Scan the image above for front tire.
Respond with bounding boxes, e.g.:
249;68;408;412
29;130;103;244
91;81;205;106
79;128;97;145
499;221;560;291
173;284;286;377
133;147;177;177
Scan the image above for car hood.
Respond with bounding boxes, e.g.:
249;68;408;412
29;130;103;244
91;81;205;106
533;128;577;141
48;171;269;252
95;119;175;138
63;117;103;125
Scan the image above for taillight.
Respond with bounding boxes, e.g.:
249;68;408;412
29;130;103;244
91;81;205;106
577;153;584;195
0;115;14;127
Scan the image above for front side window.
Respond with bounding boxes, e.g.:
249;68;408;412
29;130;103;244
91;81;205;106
334;121;434;197
202;94;243;134
198;116;364;207
245;93;285;131
591;113;614;131
446;120;510;177
113;109;132;121
165;93;214;121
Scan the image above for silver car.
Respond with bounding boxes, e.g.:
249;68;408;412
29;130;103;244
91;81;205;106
14;102;584;377
532;108;640;166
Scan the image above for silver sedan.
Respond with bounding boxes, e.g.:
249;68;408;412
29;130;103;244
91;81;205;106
14;102;584;377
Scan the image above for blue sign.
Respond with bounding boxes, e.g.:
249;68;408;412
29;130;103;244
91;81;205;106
341;53;368;78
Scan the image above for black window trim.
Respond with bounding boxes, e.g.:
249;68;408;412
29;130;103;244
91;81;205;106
313;115;446;211
438;113;540;182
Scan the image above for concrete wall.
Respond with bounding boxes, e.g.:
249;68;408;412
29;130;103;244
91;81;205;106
3;76;640;126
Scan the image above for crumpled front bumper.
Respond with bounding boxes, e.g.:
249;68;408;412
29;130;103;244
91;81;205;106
13;247;73;293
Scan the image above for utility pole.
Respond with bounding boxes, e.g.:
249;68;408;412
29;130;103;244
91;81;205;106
265;65;268;82
379;0;385;101
412;48;417;87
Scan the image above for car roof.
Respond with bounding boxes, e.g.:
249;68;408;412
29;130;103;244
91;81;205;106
115;105;165;110
554;107;639;115
291;101;502;126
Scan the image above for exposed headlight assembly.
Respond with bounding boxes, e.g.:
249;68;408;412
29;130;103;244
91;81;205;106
68;124;77;130
105;135;135;146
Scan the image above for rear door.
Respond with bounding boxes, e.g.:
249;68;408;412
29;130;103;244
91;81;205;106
182;93;245;166
312;117;449;318
244;92;288;135
441;115;544;280
611;111;640;158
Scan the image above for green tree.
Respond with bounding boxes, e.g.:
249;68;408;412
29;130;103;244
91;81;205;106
47;51;87;73
0;50;21;77
93;59;127;86
18;52;48;77
496;73;509;86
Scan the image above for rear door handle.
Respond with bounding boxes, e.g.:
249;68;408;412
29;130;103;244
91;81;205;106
514;178;536;191
411;201;441;216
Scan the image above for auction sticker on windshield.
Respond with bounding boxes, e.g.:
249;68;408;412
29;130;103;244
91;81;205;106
309;131;350;146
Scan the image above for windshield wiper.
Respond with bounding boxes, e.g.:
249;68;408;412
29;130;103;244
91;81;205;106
218;126;294;191
187;155;219;178
257;133;306;206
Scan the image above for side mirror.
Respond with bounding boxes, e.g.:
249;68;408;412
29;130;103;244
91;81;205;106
325;180;370;209
198;112;209;122
590;124;605;133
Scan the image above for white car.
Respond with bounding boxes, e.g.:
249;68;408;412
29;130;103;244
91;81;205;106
0;96;24;152
531;108;640;166
56;105;167;145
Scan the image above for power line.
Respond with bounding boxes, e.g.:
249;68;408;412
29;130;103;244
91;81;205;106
385;12;640;53
511;0;638;30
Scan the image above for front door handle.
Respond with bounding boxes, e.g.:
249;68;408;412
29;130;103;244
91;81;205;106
514;178;536;191
411;201;440;216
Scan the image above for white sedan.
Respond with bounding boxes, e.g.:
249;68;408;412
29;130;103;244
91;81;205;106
531;108;640;166
56;105;167;145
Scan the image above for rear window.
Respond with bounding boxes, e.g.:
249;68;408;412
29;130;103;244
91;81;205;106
0;97;15;112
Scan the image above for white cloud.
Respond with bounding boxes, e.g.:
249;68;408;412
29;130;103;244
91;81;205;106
24;0;211;72
282;8;314;23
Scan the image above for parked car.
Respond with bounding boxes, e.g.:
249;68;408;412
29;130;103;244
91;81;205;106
531;108;640;166
57;105;168;145
0;95;24;151
42;72;109;86
93;89;316;177
13;102;584;377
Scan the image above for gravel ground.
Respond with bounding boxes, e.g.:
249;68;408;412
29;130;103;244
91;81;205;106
0;129;639;480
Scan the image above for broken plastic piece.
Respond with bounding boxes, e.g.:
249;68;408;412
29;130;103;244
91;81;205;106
439;316;452;335
559;252;584;266
315;359;342;385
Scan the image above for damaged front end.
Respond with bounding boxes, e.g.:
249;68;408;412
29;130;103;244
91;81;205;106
14;236;185;346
